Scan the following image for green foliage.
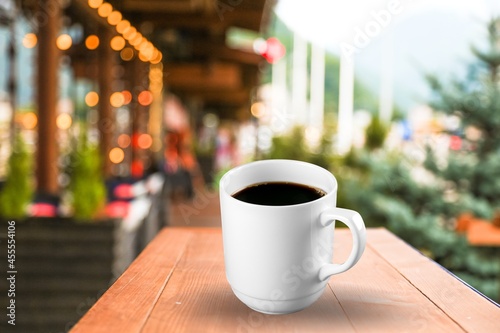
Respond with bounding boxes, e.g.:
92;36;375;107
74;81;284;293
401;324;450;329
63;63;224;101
336;148;500;300
365;116;388;150
68;131;107;220
0;134;33;218
424;19;500;214
265;126;337;169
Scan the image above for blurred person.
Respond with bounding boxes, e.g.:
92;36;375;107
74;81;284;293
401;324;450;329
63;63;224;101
163;130;195;200
215;123;238;172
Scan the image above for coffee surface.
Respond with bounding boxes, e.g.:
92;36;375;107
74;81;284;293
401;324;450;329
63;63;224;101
232;182;326;206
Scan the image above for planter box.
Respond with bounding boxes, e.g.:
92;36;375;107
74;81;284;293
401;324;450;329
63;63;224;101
0;217;126;333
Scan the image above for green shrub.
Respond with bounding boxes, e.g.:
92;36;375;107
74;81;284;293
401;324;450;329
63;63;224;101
68;132;107;220
365;116;388;150
0;134;33;218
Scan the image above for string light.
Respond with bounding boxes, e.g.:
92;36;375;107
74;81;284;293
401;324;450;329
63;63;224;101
117;134;131;148
109;147;125;164
116;20;130;34
56;34;72;50
85;35;99;50
138;91;153;106
21;112;38;130
88;0;103;9
150;51;163;64
22;33;37;48
110;92;125;107
107;11;122;26
137;134;152;149
56;113;72;130
122;90;132;105
88;1;163;65
85;91;99;107
120;47;134;61
110;36;126;51
97;2;113;18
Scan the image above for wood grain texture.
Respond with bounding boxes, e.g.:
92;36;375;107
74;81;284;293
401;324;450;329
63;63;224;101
330;233;465;333
368;228;500;333
71;228;500;333
71;228;195;333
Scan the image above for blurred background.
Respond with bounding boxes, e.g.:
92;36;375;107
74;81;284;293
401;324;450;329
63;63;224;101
1;0;500;331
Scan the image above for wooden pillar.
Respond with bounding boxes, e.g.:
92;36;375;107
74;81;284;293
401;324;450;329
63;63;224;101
98;27;114;178
36;0;60;195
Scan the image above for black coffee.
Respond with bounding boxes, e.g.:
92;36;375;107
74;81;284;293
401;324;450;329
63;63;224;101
232;182;326;206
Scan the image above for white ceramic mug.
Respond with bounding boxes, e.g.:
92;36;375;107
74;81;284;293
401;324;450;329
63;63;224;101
219;159;366;314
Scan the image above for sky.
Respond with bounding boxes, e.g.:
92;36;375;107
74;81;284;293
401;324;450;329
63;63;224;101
275;0;500;110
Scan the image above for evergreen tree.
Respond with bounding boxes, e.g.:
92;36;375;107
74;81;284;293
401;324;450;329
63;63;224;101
425;19;500;214
334;19;500;300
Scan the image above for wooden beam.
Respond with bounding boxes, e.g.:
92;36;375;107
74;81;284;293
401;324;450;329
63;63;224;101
127;9;263;31
122;0;206;13
165;62;242;91
190;40;263;65
190;89;250;105
72;0;118;31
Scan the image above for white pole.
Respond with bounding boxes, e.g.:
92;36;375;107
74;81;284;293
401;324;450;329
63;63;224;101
379;32;394;124
271;57;289;133
337;53;354;154
309;43;325;130
292;32;308;126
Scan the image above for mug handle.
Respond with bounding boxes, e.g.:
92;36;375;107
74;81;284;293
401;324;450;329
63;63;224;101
318;207;367;281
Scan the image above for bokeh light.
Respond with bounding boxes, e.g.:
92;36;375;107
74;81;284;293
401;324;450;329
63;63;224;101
85;91;99;107
117;134;131;148
85;35;99;50
110;92;125;107
150;51;163;64
251;102;266;118
107;11;122;25
138;51;150;62
116;20;130;34
56;113;72;130
120;47;134;61
56;34;72;50
88;0;103;9
97;2;113;17
137;134;153;149
22;33;37;48
123;27;137;40
122;90;132;105
130;33;143;47
110;36;126;51
109;147;125;164
21;112;38;130
138;91;153;106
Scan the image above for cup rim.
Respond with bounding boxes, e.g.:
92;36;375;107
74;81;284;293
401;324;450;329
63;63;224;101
220;159;337;208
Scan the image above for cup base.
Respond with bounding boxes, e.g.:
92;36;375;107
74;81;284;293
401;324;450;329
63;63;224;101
232;287;324;315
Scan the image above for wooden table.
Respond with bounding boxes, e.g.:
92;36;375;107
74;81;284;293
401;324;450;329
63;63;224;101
71;228;500;333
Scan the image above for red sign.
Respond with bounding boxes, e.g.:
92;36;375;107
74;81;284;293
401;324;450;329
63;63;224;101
261;37;286;64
